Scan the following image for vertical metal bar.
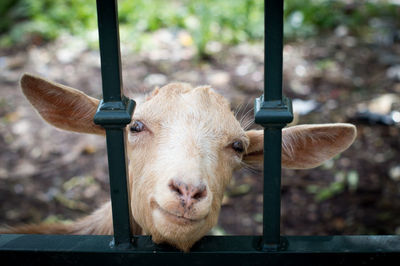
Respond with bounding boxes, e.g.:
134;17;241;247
263;127;282;250
255;0;292;251
264;0;283;102
96;0;123;102
263;0;284;250
95;0;134;249
104;129;133;248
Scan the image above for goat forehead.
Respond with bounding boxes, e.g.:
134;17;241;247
137;84;242;134
153;84;229;111
161;118;220;151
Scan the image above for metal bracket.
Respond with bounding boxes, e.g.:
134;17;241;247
93;96;136;127
254;94;293;127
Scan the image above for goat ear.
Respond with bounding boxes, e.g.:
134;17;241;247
243;130;264;164
20;73;105;135
145;87;160;101
281;123;356;169
243;124;356;169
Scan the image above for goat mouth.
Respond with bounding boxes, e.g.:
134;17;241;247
151;200;204;226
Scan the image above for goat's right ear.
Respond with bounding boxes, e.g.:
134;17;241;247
20;73;105;135
243;124;356;169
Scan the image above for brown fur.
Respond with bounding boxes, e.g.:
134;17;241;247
1;74;357;252
243;124;357;168
20;74;104;135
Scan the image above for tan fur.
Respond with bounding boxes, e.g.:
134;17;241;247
243;124;357;169
20;74;104;135
1;73;357;252
281;124;356;169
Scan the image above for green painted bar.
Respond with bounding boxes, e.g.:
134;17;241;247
262;127;283;251
94;0;134;248
1;235;400;265
255;0;292;251
104;129;133;248
96;0;123;102
2;235;400;253
264;0;283;101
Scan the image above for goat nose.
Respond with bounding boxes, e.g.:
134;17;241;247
169;180;207;208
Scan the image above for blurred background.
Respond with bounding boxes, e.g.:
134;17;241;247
0;0;399;236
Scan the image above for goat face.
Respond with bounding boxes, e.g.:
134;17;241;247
126;83;248;251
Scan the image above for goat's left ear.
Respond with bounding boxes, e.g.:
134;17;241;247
243;123;357;169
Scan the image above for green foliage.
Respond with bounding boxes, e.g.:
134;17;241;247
284;0;400;40
0;0;264;56
117;0;264;56
0;0;19;34
0;0;398;54
0;0;96;46
307;170;360;202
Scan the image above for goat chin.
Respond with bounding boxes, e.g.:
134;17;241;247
145;205;219;252
150;226;207;252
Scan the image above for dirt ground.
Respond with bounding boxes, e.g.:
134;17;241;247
0;29;400;237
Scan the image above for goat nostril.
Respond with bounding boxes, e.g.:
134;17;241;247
192;185;207;200
193;192;201;200
169;181;183;196
193;190;206;200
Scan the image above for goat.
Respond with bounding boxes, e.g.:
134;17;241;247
0;74;357;252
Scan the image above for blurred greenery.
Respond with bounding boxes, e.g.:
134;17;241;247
0;0;399;56
307;170;360;202
0;0;264;55
0;0;96;46
284;0;400;41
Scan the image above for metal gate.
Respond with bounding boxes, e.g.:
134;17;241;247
1;0;399;265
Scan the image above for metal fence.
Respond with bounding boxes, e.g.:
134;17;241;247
1;0;400;265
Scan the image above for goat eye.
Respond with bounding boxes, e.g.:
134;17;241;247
232;140;244;153
130;121;145;133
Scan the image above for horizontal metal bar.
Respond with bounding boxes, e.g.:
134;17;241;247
1;235;400;265
3;235;400;253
